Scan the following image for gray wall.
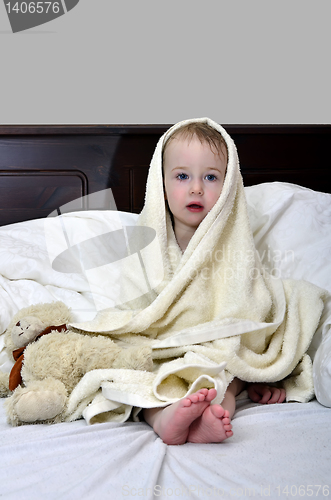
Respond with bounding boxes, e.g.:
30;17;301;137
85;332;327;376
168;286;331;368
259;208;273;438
1;0;330;124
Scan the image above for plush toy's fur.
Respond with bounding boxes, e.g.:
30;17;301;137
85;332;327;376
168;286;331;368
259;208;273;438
0;301;71;398
0;302;153;426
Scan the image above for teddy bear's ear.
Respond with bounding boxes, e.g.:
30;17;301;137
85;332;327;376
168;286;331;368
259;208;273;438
11;316;46;348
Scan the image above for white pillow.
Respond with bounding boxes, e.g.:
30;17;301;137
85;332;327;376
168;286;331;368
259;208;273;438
245;181;331;292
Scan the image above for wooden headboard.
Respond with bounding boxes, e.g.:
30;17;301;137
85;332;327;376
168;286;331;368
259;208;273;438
0;125;330;227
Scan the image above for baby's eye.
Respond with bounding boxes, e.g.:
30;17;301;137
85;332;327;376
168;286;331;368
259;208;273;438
176;173;188;180
205;174;217;181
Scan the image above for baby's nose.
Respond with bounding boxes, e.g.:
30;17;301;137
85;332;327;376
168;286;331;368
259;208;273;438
190;179;203;195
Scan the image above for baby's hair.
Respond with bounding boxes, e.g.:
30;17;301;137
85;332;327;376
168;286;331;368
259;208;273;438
162;121;228;163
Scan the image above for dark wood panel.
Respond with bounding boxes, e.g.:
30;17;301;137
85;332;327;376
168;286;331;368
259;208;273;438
242;169;329;191
0;125;330;227
234;132;330;170
0;170;87;226
110;165;149;213
0;135;121;194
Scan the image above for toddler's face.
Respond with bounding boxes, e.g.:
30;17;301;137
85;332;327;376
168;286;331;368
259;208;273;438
163;136;227;234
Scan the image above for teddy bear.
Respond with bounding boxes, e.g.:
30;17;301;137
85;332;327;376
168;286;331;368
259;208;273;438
0;301;153;426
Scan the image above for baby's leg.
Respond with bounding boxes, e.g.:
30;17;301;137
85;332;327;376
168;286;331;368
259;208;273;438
143;388;216;445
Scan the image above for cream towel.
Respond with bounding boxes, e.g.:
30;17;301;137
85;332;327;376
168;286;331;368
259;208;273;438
67;118;328;423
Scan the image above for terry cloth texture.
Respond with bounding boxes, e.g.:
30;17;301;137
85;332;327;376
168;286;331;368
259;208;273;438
67;118;328;424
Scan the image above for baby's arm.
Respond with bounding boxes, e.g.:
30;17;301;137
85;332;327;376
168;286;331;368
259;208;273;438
247;383;286;404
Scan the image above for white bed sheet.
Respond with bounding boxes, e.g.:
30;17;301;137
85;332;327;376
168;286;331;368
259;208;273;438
1;397;330;499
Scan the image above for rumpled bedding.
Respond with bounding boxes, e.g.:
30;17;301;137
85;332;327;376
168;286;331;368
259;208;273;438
1;183;331;413
1;158;331;498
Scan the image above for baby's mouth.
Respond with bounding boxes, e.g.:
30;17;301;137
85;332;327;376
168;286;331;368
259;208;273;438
186;203;204;212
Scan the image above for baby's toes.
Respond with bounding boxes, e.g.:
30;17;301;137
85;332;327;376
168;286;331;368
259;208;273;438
209;404;226;419
188;392;205;404
224;422;232;432
196;388;209;397
205;388;217;402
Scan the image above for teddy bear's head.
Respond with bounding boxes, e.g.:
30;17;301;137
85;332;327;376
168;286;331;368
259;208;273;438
11;316;46;348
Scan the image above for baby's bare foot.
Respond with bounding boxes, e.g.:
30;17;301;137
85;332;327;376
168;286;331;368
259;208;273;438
187;404;233;443
153;388;216;445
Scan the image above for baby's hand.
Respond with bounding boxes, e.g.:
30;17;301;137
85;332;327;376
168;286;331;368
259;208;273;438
247;383;286;404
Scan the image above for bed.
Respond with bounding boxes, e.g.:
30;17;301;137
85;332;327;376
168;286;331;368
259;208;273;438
0;124;330;499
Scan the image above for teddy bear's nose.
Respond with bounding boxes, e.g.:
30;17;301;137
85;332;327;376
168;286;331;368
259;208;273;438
16;321;21;327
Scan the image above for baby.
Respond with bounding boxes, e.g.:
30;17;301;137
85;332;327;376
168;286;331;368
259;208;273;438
143;121;285;445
